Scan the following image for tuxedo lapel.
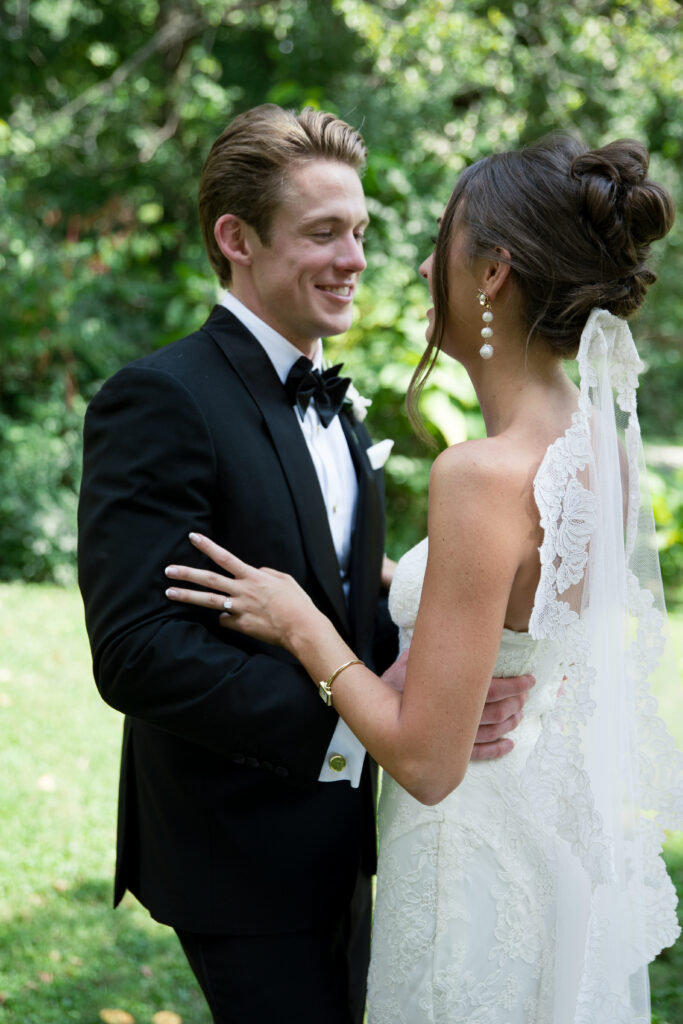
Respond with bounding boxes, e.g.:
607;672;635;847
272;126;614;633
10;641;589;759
203;307;350;634
340;411;385;660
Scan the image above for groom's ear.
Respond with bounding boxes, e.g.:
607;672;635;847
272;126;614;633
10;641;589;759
214;214;255;267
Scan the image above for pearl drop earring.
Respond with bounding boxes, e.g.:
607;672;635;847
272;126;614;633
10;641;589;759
477;289;494;359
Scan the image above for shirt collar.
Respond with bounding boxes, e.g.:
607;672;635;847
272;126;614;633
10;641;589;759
220;290;323;385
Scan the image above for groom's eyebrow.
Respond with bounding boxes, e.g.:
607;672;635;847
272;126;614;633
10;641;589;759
301;214;370;227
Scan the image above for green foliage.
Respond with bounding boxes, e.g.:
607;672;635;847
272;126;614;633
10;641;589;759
649;461;683;608
0;398;83;584
650;832;683;1024
0;0;681;583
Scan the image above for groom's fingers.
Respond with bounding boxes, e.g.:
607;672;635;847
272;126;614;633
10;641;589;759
479;692;526;725
474;713;522;743
472;675;533;759
486;674;535;704
470;737;515;761
478;675;535;726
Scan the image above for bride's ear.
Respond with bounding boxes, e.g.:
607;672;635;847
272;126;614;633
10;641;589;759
481;247;512;301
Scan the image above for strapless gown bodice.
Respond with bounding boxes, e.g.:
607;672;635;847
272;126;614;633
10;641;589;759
388;537;560;760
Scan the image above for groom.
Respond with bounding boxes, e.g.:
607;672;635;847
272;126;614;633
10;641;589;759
77;104;533;1024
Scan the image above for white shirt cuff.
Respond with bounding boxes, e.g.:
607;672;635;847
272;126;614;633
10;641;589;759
318;717;366;787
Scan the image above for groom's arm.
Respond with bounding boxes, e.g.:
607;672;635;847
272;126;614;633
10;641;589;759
78;364;339;786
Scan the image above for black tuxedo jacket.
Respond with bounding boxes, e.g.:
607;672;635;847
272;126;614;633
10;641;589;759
77;306;397;934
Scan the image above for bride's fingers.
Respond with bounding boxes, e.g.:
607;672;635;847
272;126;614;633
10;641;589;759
165;564;235;594
218;611;242;630
189;533;254;577
165;585;234;612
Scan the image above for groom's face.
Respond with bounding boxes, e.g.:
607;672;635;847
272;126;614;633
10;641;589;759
239;159;368;354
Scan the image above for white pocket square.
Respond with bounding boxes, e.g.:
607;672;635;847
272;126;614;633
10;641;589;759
366;439;394;470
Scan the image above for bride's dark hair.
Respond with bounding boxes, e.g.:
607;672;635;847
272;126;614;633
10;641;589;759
408;135;674;426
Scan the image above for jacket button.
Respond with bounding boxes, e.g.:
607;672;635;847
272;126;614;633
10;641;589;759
328;753;346;772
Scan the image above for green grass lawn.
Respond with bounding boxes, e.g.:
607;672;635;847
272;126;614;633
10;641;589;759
0;584;211;1024
0;583;681;1023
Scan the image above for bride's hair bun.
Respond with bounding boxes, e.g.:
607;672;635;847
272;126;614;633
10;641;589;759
569;140;674;319
430;134;675;357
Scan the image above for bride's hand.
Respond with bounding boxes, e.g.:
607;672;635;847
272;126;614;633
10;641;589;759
165;533;320;649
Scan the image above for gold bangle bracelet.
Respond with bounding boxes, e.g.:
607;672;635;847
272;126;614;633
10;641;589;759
318;658;363;707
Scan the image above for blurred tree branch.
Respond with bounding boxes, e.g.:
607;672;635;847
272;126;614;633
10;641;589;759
52;0;276;125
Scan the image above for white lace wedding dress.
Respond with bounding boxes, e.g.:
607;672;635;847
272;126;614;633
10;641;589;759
368;538;568;1023
366;312;683;1024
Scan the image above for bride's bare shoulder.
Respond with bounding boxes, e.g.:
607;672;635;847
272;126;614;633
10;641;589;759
427;438;539;575
430;436;538;497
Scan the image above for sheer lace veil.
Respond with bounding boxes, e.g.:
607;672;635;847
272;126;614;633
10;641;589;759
521;308;683;1023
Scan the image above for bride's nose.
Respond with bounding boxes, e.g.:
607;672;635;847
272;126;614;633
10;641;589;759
419;253;433;280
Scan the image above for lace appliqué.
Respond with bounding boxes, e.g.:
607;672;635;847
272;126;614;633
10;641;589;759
523;309;683;1017
524;411;610;878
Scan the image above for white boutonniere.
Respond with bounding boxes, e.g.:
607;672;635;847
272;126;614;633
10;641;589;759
344;382;372;423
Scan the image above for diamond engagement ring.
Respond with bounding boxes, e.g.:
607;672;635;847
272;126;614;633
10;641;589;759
223;597;233;611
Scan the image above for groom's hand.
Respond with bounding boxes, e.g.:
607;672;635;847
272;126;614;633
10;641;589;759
471;675;535;760
381;648;410;693
381;656;533;759
381;554;397;591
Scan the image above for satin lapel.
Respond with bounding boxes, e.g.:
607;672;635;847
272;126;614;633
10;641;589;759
340;410;385;660
202;307;350;634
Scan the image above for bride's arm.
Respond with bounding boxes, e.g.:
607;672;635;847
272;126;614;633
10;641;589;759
166;445;528;804
390;446;526;798
322;446;525;802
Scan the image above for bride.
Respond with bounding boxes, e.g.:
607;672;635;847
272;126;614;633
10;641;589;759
164;134;682;1022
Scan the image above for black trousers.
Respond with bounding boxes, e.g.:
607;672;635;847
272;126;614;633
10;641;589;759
176;874;372;1024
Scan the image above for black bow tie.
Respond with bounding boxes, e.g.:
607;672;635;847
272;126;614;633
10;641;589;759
284;356;351;428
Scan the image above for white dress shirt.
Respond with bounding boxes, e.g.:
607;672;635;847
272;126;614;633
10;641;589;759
220;291;367;786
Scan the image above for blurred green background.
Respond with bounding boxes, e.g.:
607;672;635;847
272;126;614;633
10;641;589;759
0;0;681;600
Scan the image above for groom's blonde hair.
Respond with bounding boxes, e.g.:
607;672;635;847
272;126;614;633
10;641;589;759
198;104;367;286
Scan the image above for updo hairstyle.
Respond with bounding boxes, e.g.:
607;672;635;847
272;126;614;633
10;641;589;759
414;135;674;399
